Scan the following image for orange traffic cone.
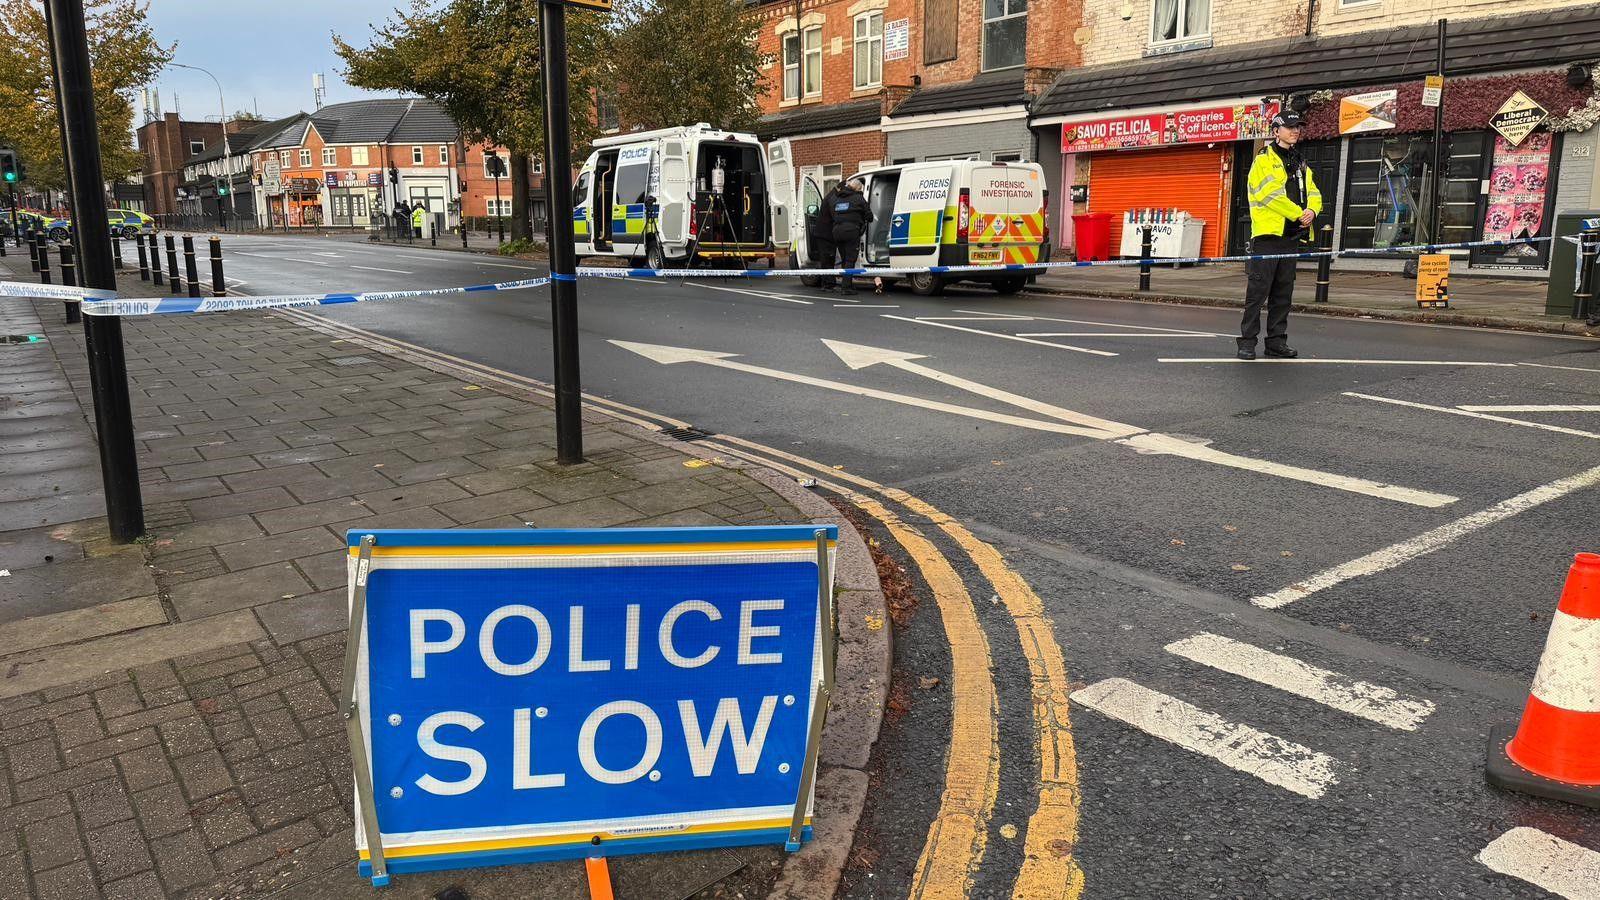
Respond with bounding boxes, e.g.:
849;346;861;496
1486;552;1600;808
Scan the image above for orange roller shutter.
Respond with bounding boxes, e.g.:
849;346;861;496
1087;146;1229;259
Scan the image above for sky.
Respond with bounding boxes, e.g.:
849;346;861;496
143;0;409;123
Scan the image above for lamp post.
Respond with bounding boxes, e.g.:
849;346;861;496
168;62;238;223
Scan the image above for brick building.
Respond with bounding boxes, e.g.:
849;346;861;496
1029;1;1600;277
135;114;242;217
243;98;540;233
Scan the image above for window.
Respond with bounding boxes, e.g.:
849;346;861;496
189;140;205;156
298;149;311;167
351;146;369;166
1340;132;1488;251
483;152;507;179
924;0;957;64
803;27;823;97
782;33;801;100
993;150;1025;162
486;198;511;216
1151;0;1209;44
532;157;544;174
983;0;1027;71
439;145;449;165
597;92;620;131
412;146;424;165
854;13;883;89
322;148;337;166
279;150;290;168
1338;0;1379;6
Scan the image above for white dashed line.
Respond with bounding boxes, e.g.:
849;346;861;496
1163;633;1435;731
1458;404;1600;413
1346;392;1600;440
1159;358;1517;366
883;315;1118;357
1477;827;1600;899
1070;678;1339;799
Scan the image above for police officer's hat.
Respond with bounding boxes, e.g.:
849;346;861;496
1271;111;1306;129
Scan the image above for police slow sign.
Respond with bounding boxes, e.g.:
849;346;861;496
344;526;834;884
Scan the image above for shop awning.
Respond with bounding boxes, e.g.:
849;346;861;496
1033;7;1600;121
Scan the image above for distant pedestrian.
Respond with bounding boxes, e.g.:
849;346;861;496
411;203;426;239
1239;110;1322;360
826;178;872;295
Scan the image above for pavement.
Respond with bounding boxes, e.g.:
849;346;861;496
0;248;888;900
1030;259;1600;336
9;232;1600;898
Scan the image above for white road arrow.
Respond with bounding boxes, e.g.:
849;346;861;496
615;339;1459;508
822;339;1141;438
608;341;1113;438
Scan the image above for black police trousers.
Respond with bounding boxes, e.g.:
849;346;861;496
1241;234;1299;350
832;225;862;291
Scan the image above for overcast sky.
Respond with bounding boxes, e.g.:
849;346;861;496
144;0;408;123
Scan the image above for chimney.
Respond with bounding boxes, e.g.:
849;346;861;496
880;83;914;116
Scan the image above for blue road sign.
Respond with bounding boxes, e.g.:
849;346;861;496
344;526;836;883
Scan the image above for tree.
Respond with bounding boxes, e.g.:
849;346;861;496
335;0;608;242
0;0;171;191
229;110;264;123
603;0;768;132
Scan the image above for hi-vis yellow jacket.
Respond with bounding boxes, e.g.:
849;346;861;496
1248;145;1322;239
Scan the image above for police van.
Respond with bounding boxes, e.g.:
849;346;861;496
783;157;1048;295
574;124;793;269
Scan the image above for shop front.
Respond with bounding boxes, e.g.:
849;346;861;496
1055;98;1280;260
1302;69;1599;274
280;177;324;228
324;170;380;227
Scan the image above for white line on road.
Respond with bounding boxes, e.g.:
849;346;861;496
1346;392;1600;440
957;310;1226;336
349;265;413;275
1250;462;1600;609
1069;678;1339;799
1019;332;1214;338
608;341;1110;436
1477;827;1600;900
1459;404;1600;413
1163;633;1436;731
838;304;899;308
688;282;814;305
1117;432;1458;508
883;315;1118;357
1519;362;1600;374
1160;358;1517;366
469;260;546;269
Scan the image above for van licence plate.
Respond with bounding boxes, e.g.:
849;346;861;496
969;247;1002;265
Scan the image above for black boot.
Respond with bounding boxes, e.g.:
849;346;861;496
1236;342;1257;361
1264;345;1299;359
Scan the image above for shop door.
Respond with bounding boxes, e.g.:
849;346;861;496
1227;140;1341;255
1089;146;1228;259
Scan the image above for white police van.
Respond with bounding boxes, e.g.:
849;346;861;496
573;124;795;269
782;158;1048;295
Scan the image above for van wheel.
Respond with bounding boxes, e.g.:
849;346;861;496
788;251;820;288
909;272;945;296
995;276;1028;295
646;238;667;271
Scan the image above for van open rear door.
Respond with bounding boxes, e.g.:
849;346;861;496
970;165;1045;265
767;139;795;248
658;138;689;245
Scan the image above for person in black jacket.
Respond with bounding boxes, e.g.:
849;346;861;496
826;178;872;294
810;188;836;290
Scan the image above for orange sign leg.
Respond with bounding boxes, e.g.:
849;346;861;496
586;857;615;900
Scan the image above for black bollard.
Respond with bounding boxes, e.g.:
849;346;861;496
147;234;161;285
209;236;225;297
59;244;81;323
27;229;39;272
112;232;123;269
164;234;180;295
1314;224;1333;304
1138;225;1153;292
1574;228;1599;322
135;231;148;280
182;235;200;299
36;235;51;285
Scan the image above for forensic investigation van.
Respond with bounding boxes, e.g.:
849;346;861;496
573;124;794;269
785;158;1049;295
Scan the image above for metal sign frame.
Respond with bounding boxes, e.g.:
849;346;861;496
342;525;837;885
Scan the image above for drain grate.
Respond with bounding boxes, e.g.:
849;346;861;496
0;334;43;345
326;355;373;367
658;425;714;442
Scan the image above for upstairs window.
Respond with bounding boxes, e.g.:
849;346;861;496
854;13;883;90
983;0;1027;71
1152;0;1210;44
439;145;450;165
189;140;205;156
351;146;370;166
298;149;311;167
803;26;823;97
782;32;801;100
412;146;424;165
322;148;337;166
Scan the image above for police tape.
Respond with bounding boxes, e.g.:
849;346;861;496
0;235;1556;317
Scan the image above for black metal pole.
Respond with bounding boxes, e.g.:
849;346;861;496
27;228;39;271
46;0;142;541
209;236;225;297
539;0;583;464
164;234;180;294
1314;224;1333;303
1138;225;1153;292
1427;18;1446;247
111;232;122;269
182;235;200;298
59;243;81;323
7;183;17;246
495;172;505;244
135;231;148;280
148;233;161;285
36;234;52;285
1574;229;1598;321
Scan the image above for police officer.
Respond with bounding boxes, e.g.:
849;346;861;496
1240;110;1322;360
825;178;872;294
411;202;426;239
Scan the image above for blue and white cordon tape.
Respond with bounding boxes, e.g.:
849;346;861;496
0;236;1553;317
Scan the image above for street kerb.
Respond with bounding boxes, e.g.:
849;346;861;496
1486;551;1600;808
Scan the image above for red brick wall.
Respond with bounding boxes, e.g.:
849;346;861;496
752;0;918;116
790;129;887;177
136;115;225;215
916;0;1082;88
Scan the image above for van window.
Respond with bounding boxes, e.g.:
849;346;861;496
865;174;898;265
615;162;649;207
573;172;591;203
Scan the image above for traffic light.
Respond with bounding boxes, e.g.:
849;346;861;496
0;150;16;184
217;184;228;197
389;166;399;184
487;154;505;178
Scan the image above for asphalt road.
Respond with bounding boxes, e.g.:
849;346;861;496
215;232;1600;898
